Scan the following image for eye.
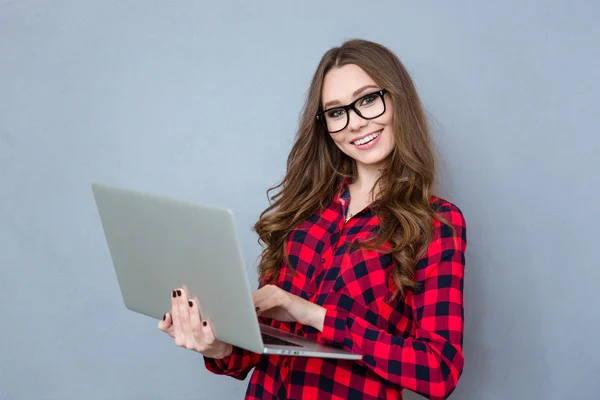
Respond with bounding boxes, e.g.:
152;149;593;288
360;94;377;106
326;108;346;119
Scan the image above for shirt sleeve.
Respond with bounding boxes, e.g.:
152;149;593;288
203;345;262;381
317;204;466;400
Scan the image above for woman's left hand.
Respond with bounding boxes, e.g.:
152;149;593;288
252;284;326;332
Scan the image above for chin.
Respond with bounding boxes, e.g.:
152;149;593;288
354;153;391;167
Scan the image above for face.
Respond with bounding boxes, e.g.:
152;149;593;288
320;64;395;171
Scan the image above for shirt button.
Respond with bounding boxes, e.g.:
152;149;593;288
321;258;326;263
283;362;289;367
307;292;314;297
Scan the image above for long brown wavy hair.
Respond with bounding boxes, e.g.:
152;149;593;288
253;39;451;298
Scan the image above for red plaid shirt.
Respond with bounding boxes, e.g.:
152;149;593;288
205;181;467;399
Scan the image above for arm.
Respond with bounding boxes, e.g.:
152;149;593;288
317;205;466;399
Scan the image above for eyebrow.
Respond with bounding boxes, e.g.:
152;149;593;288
322;85;380;109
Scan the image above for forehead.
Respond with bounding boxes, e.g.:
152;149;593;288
321;64;377;106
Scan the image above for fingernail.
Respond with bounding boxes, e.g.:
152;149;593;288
255;307;260;313
176;290;182;297
162;313;166;321
188;300;193;307
202;321;207;327
172;291;176;298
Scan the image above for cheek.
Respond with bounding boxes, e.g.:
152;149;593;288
331;135;346;149
382;113;394;129
381;116;395;147
372;111;393;132
385;132;396;150
331;136;354;157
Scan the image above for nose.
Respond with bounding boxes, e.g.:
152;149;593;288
347;109;367;131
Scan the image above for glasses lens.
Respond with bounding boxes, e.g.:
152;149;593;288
323;108;348;133
356;92;384;119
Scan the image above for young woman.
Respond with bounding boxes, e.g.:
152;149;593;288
159;39;467;400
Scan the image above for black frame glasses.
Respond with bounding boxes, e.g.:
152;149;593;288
316;89;389;134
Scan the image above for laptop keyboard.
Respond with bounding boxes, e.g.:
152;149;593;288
261;333;303;347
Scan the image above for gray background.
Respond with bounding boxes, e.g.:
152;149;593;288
1;1;598;399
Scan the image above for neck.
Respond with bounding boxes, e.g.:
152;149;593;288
351;162;384;199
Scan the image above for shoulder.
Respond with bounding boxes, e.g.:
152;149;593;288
430;196;466;233
426;196;467;255
412;197;467;281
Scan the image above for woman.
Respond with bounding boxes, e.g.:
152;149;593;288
159;39;466;400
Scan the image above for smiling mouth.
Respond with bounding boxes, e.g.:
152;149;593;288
351;130;382;146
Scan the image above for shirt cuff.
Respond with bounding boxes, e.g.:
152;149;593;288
203;345;248;373
203;354;229;373
318;306;350;348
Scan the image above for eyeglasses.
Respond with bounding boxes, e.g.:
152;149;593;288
316;89;388;134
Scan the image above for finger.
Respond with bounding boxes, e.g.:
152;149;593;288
176;288;194;345
188;298;205;343
202;318;216;347
166;312;175;332
171;289;184;345
252;284;278;312
158;313;175;338
158;312;168;330
254;294;281;315
255;285;286;310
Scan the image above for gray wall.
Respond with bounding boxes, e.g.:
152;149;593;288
1;1;598;399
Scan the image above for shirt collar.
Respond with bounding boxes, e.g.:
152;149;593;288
333;177;351;207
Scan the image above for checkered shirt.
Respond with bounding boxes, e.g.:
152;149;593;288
204;181;467;400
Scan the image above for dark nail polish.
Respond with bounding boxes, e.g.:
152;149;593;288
188;300;193;307
176;290;182;297
162;313;166;321
172;291;176;298
255;307;260;313
202;321;207;327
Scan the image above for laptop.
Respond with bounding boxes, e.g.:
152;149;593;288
91;182;362;360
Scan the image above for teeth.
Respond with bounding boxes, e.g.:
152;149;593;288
353;131;381;146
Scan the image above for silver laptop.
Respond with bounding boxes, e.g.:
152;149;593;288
91;182;362;360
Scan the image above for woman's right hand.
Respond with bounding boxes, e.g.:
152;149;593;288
158;287;233;359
